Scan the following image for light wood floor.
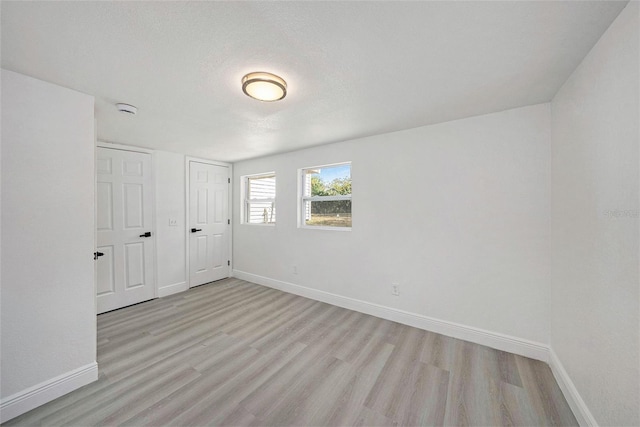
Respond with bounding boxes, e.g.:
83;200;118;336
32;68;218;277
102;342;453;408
5;278;577;426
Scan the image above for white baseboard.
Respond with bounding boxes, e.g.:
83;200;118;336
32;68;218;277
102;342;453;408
232;270;549;362
158;281;188;298
548;348;598;426
0;362;98;423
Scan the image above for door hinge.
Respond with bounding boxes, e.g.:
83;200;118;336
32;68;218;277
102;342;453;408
228;178;231;184
227;260;231;266
228;219;230;225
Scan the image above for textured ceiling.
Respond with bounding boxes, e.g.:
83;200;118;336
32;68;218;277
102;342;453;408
1;1;628;162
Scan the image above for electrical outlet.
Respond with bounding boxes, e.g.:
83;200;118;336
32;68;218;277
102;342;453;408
169;218;178;226
391;283;400;296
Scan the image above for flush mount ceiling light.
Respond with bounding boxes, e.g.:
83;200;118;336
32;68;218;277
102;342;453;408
242;72;287;102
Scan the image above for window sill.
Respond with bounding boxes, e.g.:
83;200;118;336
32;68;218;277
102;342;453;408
299;225;351;232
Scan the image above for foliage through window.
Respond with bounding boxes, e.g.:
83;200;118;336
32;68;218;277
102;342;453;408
244;173;276;224
301;163;351;228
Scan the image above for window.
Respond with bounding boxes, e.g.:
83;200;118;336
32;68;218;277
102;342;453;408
243;173;276;224
300;163;351;229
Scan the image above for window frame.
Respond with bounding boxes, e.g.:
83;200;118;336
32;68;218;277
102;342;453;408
242;172;277;226
299;162;352;231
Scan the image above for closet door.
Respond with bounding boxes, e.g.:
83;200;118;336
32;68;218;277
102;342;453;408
96;147;155;314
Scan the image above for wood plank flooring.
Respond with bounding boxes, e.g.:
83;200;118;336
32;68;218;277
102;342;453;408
4;278;577;426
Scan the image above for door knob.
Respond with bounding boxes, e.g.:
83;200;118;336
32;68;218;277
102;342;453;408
191;228;202;233
139;232;152;238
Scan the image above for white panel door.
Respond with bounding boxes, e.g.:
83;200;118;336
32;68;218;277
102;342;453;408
96;147;155;314
189;161;229;287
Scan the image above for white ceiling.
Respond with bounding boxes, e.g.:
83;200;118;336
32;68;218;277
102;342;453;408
1;1;628;162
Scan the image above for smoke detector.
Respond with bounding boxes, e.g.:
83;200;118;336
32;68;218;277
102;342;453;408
116;103;137;115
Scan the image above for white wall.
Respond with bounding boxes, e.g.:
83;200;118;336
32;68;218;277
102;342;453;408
0;70;97;420
233;104;551;347
550;2;639;426
155;150;187;296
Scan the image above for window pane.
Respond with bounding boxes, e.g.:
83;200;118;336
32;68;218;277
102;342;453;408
304;164;351;197
245;173;276;224
247;201;276;224
248;175;275;200
304;200;351;227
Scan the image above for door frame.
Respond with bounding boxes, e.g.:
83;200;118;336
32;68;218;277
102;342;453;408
96;141;158;300
185;156;233;288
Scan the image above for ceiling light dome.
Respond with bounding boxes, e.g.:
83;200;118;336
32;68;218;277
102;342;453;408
242;72;287;102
